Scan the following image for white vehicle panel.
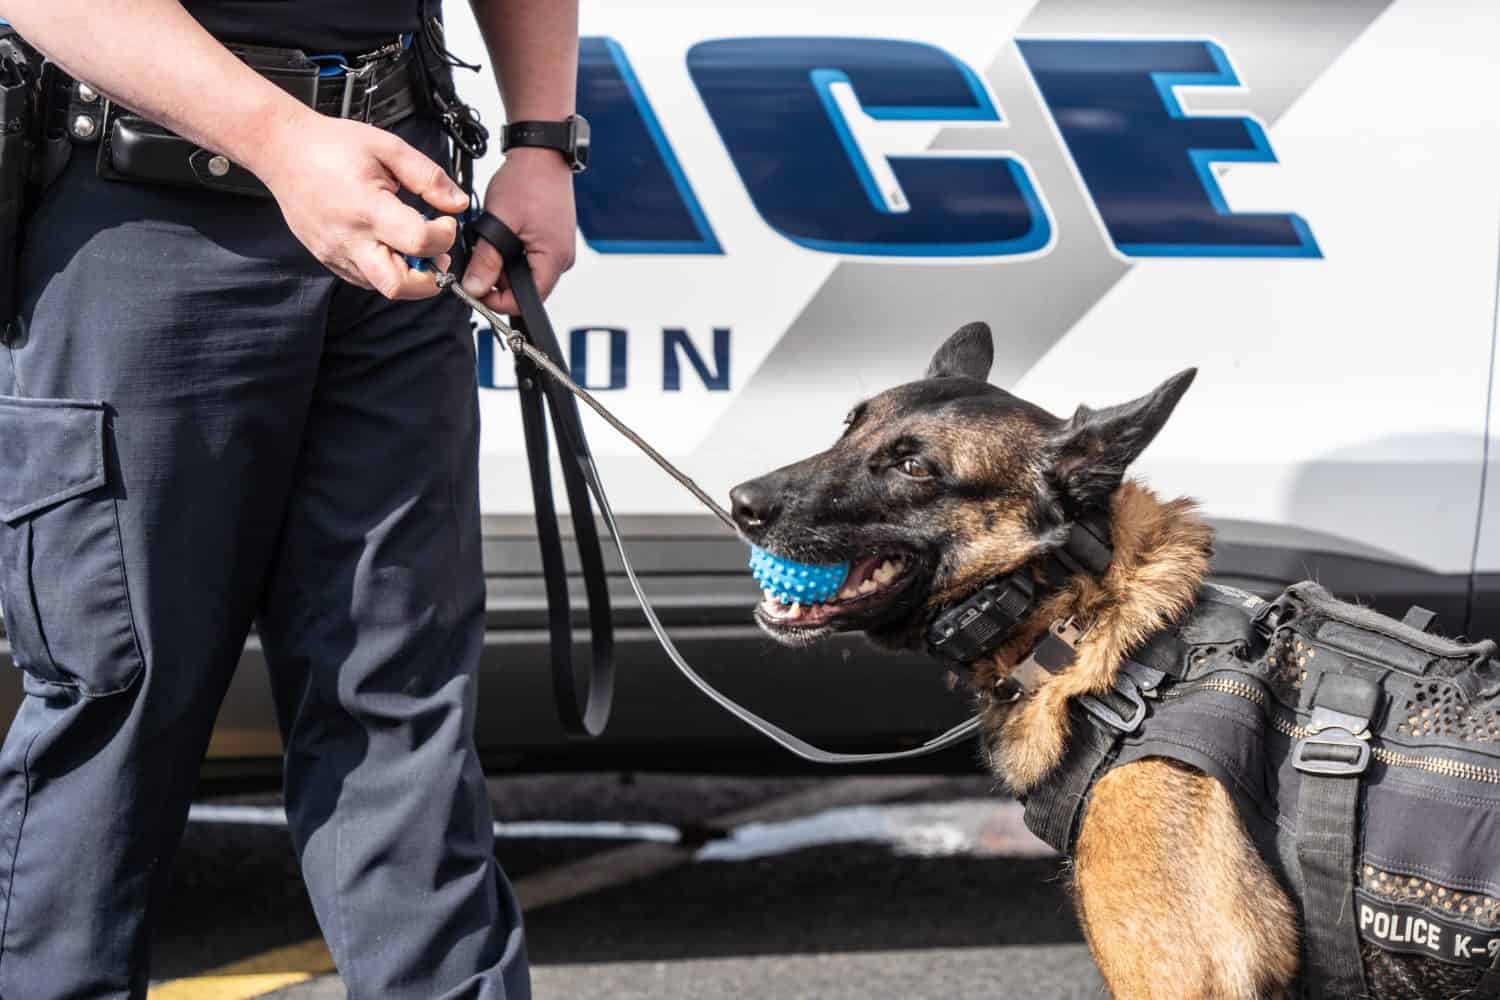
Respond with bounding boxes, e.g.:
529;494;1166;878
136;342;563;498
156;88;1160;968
441;0;1500;577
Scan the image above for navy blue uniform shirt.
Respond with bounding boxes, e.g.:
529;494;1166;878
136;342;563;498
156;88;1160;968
183;0;421;55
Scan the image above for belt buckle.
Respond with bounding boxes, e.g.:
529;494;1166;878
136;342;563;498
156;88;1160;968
339;61;377;121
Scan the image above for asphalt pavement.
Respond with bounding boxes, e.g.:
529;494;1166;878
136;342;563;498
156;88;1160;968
148;773;1105;999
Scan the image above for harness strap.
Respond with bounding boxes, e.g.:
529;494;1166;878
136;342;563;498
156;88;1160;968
1021;705;1122;853
1131;629;1189;681
1293;672;1378;998
464;212;983;763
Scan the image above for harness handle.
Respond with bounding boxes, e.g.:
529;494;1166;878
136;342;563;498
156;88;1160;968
458;211;982;763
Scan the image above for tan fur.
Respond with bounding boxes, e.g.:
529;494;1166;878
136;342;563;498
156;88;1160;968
1075;760;1300;999
971;480;1301;997
976;480;1213;793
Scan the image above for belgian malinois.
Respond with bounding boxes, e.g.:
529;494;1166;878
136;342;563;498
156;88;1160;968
728;323;1486;999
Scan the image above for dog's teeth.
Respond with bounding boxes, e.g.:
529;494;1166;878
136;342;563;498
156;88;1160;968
873;561;896;584
789;603;803;618
858;578;879;595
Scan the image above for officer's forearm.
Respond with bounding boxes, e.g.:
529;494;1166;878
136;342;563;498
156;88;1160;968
0;0;317;178
468;0;579;121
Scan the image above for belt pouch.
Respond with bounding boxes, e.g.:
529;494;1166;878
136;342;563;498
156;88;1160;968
95;45;319;197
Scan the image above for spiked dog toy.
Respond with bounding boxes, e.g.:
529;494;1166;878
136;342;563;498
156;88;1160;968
749;547;850;605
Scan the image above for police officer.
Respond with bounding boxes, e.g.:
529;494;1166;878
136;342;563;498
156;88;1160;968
0;1;580;996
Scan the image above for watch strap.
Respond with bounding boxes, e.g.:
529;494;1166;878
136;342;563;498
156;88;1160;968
501;120;573;154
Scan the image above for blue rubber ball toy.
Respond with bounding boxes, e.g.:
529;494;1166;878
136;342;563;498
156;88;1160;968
749;546;850;605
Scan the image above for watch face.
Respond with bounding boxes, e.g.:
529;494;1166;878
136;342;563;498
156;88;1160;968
571;114;591;173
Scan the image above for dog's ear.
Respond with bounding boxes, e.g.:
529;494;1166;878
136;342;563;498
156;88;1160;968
1048;368;1197;510
925;322;993;382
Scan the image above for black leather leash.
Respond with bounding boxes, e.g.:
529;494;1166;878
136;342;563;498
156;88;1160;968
439;211;982;763
465;213;612;738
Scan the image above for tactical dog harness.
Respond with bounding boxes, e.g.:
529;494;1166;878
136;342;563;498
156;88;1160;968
1017;579;1500;996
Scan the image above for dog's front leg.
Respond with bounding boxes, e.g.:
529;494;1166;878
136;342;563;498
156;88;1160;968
1072;759;1300;999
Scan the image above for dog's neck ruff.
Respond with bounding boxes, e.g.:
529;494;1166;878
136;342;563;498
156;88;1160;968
924;511;1114;673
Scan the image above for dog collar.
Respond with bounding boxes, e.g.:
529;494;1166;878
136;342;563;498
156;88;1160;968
991;616;1089;703
924;512;1112;668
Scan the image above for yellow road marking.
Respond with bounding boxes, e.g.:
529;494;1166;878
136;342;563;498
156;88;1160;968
148;938;334;1000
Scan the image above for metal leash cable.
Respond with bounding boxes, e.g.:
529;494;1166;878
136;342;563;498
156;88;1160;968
429;237;983;765
435;271;746;541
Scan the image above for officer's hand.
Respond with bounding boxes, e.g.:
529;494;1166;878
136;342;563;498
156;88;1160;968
257;112;469;300
460;147;576;313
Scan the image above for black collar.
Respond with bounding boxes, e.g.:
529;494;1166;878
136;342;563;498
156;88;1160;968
924;512;1113;666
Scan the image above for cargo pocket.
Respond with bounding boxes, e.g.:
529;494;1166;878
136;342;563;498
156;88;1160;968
0;395;143;697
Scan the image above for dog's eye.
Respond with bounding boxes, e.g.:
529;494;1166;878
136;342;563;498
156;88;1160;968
897;458;933;480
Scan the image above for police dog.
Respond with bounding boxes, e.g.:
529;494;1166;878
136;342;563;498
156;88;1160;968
729;323;1477;999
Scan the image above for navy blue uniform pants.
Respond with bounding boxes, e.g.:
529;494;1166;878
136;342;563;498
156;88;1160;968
0;116;528;999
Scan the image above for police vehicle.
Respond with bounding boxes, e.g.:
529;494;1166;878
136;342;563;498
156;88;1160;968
2;0;1496;775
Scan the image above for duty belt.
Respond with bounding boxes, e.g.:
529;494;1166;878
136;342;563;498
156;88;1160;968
56;38;427;198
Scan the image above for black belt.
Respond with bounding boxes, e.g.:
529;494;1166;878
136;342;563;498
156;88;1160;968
60;40;424;198
450;212;984;762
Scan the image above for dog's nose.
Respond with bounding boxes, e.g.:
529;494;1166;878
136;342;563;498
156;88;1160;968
729;480;781;531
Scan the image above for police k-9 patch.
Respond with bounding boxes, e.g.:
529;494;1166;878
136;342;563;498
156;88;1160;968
1356;891;1500;967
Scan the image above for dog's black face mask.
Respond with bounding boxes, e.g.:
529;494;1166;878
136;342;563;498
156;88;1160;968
730;323;1195;649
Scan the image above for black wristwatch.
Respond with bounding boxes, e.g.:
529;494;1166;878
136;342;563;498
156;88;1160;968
500;114;590;173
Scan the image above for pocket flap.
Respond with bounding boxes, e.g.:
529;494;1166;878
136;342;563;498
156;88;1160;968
0;396;108;524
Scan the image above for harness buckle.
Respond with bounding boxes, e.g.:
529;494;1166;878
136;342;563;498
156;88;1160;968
1293;705;1373;776
1079;671;1147;734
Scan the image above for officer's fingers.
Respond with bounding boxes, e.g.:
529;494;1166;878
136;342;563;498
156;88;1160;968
369;197;457;258
376;133;469;214
481;287;519;316
461;236;503;298
350;243;441;301
529;255;563;304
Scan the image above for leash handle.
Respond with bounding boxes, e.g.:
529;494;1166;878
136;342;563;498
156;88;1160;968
467;211;613;739
461;211;981;763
